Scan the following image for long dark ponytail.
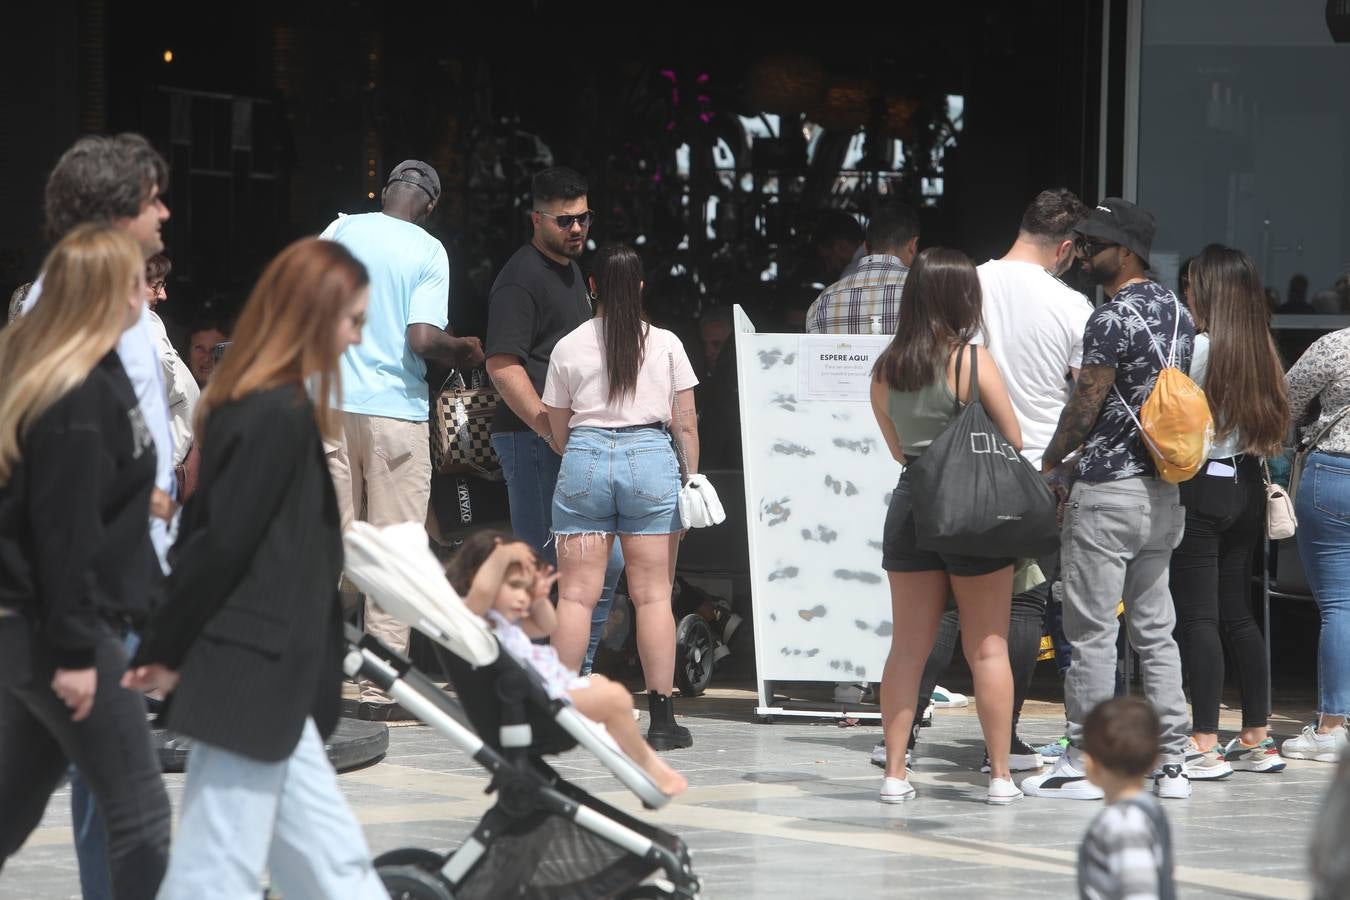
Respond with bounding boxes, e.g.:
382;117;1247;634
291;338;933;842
594;244;647;401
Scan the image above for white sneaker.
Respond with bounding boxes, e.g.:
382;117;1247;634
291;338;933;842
879;775;916;803
870;740;911;770
987;776;1023;805
1020;753;1104;800
1182;740;1234;780
931;685;969;708
1154;763;1192;799
921;699;934;726
1280;724;1348;762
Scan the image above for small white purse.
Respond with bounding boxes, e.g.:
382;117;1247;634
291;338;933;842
669;353;726;529
1263;459;1296;540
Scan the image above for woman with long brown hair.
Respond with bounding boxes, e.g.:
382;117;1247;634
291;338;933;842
870;247;1024;805
1169;244;1290;776
123;238;387;898
541;243;700;751
0;224;172;898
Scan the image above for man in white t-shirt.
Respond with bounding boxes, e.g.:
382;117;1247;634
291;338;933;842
873;189;1091;773
322;160;484;718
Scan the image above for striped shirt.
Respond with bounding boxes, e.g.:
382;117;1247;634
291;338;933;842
805;254;908;335
1078;794;1174;900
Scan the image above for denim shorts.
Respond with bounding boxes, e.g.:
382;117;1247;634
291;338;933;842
552;426;683;537
881;471;1013;577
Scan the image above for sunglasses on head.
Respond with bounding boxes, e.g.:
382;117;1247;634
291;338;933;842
536;209;595;230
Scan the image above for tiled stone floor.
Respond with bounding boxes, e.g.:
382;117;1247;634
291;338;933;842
4;682;1334;899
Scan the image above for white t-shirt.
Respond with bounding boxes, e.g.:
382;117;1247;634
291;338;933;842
542;319;699;429
975;259;1092;469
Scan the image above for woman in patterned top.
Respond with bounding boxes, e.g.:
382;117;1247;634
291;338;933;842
1169;246;1290;777
1284;316;1350;762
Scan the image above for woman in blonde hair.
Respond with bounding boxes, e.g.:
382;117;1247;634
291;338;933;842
0;224;172;898
123;237;386;898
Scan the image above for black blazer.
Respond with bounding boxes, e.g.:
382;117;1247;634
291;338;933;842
135;385;344;762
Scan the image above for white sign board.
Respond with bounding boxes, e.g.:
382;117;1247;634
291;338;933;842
797;335;888;402
734;308;899;698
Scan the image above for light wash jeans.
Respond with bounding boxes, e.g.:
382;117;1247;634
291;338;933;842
1296;452;1350;717
1060;477;1191;765
156;719;387;900
493;430;623;673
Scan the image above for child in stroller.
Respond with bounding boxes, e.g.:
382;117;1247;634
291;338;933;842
342;520;701;899
447;530;687;798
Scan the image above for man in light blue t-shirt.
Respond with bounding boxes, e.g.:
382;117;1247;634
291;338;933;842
322;160;483;718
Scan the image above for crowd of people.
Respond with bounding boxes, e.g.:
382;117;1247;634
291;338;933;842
1;129;1348;900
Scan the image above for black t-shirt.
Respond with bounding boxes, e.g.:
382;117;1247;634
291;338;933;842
485;244;593;433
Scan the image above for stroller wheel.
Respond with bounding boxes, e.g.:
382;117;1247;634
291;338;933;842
674;614;715;698
379;864;454;900
373;847;444;872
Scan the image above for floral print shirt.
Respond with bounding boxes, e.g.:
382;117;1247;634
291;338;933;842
1286;327;1350;455
1075;280;1195;483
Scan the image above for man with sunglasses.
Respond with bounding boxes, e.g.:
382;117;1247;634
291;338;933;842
485;166;624;673
1023;198;1197;802
321;159;484;719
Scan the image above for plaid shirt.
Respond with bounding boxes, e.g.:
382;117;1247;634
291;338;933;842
805;254;908;335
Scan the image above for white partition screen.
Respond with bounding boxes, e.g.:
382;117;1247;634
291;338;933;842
732;307;900;717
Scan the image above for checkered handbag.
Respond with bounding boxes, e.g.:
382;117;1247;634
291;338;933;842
430;369;502;478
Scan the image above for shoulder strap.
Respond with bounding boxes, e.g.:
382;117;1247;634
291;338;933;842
951;344;979;415
668;352;690;481
1119;298;1171;370
1306;403;1350;451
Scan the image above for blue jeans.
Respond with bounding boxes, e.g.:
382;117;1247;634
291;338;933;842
158;719;385;900
1296;452;1350;717
492;430;622;673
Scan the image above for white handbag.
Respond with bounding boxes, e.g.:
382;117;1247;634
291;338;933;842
1263;459;1297;540
669;353;726;529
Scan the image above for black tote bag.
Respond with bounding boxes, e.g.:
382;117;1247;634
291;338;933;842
906;346;1059;560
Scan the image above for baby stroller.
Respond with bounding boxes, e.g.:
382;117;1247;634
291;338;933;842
342;522;701;900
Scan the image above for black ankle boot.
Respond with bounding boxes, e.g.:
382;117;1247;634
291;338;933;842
646;691;693;751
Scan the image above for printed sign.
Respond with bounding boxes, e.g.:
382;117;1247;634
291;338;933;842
797;335;891;401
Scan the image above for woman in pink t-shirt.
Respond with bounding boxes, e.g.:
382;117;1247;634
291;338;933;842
541;244;700;751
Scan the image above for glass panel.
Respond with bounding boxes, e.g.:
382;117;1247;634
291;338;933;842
1138;0;1350;321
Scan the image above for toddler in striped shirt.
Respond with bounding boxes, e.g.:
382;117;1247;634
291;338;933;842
1078;697;1176;900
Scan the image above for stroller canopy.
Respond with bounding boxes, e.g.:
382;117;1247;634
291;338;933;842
343;521;499;667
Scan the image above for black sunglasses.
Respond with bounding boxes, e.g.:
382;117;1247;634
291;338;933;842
536;209;595;230
1075;237;1116;257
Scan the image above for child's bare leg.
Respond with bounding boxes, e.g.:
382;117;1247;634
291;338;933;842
568;676;687;797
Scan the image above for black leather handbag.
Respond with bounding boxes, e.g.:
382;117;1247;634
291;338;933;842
906;346;1059;560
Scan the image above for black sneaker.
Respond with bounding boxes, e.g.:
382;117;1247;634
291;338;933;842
980;736;1045;773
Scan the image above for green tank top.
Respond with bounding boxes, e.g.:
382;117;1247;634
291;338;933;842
886;367;960;456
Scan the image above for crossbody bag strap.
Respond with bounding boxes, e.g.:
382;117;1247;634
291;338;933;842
1304;402;1350;452
668;352;690;482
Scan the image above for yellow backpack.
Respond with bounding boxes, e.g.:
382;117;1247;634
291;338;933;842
1115;298;1214;484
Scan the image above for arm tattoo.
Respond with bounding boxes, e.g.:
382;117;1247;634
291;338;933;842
1042;365;1117;469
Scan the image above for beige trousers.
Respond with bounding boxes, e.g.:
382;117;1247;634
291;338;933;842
326;412;432;703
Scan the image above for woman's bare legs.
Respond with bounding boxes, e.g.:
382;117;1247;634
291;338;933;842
554;533;617;672
617;532;681;695
568;675;687;796
950;566;1015;781
879;570;949;780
